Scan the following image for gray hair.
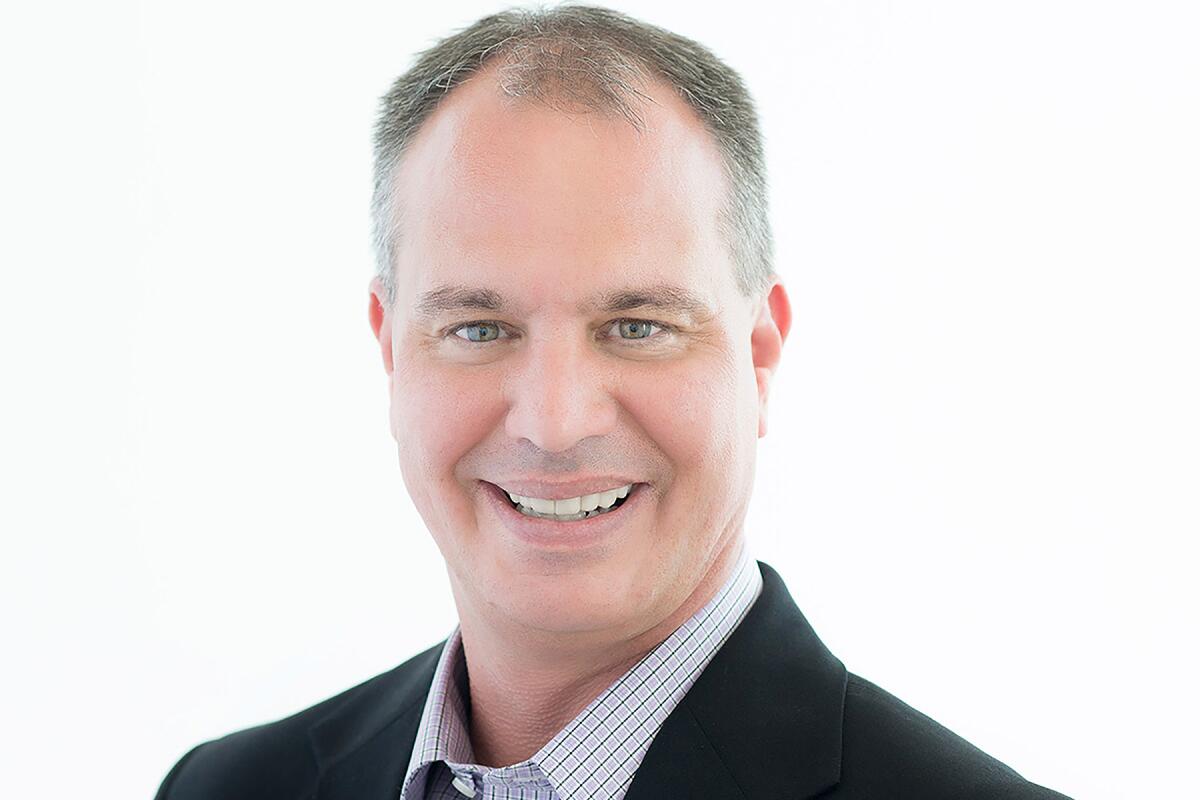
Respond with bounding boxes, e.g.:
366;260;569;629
371;2;774;307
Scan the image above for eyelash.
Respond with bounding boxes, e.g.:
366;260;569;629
446;318;673;344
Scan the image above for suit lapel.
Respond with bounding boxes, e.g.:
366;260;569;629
306;562;846;800
308;641;443;800
626;561;848;800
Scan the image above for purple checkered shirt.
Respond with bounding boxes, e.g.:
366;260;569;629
398;543;763;800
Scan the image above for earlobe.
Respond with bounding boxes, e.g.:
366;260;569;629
368;277;394;376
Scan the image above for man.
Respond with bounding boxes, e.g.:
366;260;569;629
156;5;1070;798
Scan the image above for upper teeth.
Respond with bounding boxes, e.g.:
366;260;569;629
506;484;632;515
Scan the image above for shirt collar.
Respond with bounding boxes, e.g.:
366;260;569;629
400;543;763;799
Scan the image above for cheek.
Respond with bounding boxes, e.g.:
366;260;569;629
391;359;499;490
622;351;749;490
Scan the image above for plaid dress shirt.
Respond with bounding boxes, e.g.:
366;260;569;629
399;543;763;800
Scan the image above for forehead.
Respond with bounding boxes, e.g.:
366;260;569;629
388;64;734;303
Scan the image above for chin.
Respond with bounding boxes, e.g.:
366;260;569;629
483;558;651;635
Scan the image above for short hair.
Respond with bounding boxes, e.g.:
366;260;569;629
371;2;774;306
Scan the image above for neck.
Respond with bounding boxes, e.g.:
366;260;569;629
452;539;745;768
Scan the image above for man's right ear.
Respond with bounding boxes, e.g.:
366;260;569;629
368;276;394;376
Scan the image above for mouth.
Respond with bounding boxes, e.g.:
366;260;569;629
499;483;635;522
479;480;645;538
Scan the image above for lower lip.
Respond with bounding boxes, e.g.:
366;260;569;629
480;481;646;551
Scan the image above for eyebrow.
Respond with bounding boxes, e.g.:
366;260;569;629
412;282;716;323
589;286;714;320
413;285;504;320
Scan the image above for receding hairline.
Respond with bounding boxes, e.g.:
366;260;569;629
370;5;777;308
382;59;733;252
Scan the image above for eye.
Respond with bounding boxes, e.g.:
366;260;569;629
609;319;663;340
452;322;508;343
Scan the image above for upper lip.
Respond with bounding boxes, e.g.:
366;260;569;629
486;478;642;500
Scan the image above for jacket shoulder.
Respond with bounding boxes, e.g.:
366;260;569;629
833;673;1071;800
155;641;444;800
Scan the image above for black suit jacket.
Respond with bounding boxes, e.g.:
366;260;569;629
156;561;1071;799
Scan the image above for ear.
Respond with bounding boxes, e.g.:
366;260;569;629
368;276;394;376
750;280;792;438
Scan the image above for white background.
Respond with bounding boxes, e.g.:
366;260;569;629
2;2;1197;798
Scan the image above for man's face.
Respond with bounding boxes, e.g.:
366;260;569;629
370;68;790;640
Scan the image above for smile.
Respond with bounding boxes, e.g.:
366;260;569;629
480;480;646;551
502;484;633;522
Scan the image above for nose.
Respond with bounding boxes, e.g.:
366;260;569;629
503;331;619;453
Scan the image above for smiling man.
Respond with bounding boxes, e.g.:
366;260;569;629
156;5;1070;799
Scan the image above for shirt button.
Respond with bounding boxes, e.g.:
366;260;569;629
451;773;476;797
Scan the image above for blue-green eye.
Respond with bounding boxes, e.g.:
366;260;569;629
454;322;504;342
615;320;660;340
